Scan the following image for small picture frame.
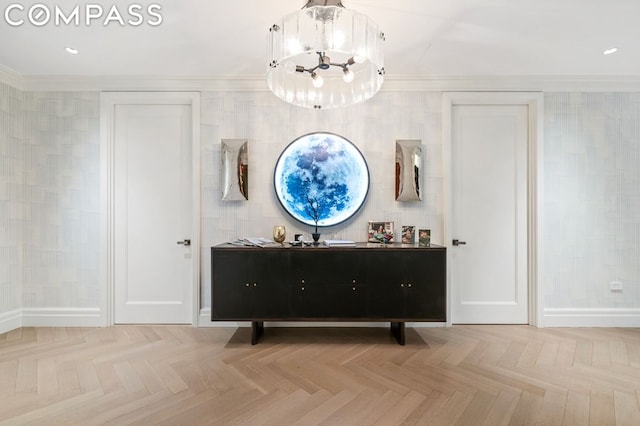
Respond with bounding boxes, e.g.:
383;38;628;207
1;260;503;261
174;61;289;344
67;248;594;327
402;226;415;244
418;229;431;247
368;221;394;243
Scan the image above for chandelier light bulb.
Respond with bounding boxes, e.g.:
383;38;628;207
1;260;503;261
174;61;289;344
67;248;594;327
284;61;297;74
342;67;354;83
311;72;324;88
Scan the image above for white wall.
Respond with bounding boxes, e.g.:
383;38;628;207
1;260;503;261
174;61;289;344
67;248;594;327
0;82;23;330
21;92;100;311
1;79;639;329
543;93;640;325
0;83;101;332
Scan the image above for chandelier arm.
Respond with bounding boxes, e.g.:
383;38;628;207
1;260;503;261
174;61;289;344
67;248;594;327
306;64;321;73
293;60;351;75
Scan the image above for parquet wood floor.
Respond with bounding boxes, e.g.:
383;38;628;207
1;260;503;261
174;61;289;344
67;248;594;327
1;325;639;425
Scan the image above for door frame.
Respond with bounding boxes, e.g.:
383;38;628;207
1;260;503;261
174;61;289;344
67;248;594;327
100;92;201;326
442;92;544;327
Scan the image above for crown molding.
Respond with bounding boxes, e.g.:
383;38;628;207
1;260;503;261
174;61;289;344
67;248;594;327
382;75;640;92
3;71;640;93
0;64;24;90
20;74;270;92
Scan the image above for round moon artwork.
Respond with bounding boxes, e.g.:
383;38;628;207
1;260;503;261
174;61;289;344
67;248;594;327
274;132;370;227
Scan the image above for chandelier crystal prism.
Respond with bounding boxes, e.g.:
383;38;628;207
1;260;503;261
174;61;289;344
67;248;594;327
267;0;385;110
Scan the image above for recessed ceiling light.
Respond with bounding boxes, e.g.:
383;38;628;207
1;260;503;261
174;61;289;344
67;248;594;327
65;47;79;55
603;47;618;55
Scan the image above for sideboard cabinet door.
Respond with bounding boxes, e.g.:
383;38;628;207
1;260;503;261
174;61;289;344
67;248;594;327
290;250;367;318
211;250;251;318
403;250;446;320
212;249;289;319
366;248;446;321
365;250;406;319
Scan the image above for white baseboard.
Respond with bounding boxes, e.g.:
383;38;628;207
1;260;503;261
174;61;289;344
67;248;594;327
543;308;640;327
8;306;637;331
198;308;446;328
0;309;22;335
21;308;104;328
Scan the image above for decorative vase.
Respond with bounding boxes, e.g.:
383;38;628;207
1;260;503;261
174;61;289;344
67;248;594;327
312;232;321;245
273;225;286;245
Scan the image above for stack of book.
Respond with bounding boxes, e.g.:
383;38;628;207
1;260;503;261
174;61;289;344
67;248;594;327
323;239;356;247
229;237;277;247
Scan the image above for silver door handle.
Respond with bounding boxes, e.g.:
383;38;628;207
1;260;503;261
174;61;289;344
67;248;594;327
177;239;191;246
452;239;466;246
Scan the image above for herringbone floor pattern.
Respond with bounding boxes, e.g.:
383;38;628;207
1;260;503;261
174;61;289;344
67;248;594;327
0;325;639;425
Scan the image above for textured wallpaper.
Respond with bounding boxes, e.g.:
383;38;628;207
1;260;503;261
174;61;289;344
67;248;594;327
0;82;23;314
544;93;640;309
21;92;100;309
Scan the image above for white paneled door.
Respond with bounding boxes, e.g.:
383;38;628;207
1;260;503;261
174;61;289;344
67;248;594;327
112;101;194;324
450;102;529;324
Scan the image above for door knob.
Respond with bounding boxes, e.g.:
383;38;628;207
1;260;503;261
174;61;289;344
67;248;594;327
177;239;191;246
452;239;466;246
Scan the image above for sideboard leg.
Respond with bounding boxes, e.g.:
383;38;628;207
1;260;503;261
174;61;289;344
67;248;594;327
390;322;406;345
251;321;264;345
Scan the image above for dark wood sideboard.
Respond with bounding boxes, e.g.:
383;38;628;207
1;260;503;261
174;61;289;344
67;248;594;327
211;243;446;345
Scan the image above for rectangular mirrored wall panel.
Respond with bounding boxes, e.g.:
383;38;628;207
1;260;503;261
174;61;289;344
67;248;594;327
221;139;248;200
395;139;422;201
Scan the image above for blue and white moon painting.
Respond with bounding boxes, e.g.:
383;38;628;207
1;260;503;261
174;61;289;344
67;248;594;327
274;133;370;227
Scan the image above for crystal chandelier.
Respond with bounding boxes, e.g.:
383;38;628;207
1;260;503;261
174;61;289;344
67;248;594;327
267;0;385;110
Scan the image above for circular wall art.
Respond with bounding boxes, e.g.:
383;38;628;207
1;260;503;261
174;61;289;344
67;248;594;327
274;132;370;228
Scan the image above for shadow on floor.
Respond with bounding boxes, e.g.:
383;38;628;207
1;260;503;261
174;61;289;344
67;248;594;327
225;326;429;347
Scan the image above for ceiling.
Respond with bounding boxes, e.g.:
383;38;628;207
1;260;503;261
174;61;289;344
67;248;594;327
0;0;638;78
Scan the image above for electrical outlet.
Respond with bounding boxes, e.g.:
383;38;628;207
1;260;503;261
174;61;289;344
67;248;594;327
610;281;623;292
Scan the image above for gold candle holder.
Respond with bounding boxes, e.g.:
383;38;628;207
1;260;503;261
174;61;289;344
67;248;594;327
273;225;286;245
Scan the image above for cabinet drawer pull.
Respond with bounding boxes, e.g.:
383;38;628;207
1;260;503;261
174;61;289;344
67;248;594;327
301;287;305;291
408;283;412;288
301;279;305;284
400;283;405;287
352;287;356;291
245;283;250;287
352;279;356;284
253;283;257;287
